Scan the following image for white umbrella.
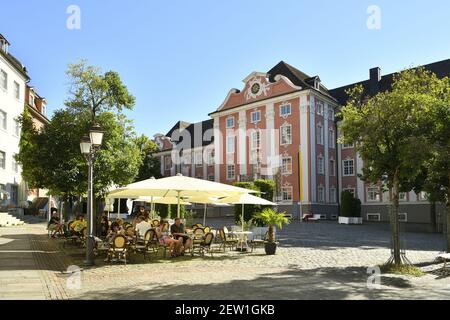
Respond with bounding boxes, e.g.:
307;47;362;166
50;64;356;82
185;195;223;226
108;174;256;218
218;193;277;231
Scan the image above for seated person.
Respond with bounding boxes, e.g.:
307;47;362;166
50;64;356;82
70;215;87;236
47;211;63;238
106;221;125;242
99;213;109;238
170;218;192;255
155;220;181;258
135;216;152;239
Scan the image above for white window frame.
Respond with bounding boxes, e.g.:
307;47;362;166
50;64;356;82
164;156;171;171
316;124;324;145
0;151;5;170
367;213;381;221
330;187;337;203
227;164;235;180
328;128;335;148
251;110;261;124
14;119;20;137
342;159;354;176
226;136;235;154
0;110;6;131
317;156;324;175
329;159;335;176
251;130;261;150
398;213;408;222
316;102;324;115
226;117;235;129
0;69;7;91
14;81;20;100
280;124;292;145
328;107;334;120
280;103;291;117
367;186;381;202
207;150;214;166
318;186;325;203
281;156;292;175
281;186;293;202
342;142;354;149
12;155;18;173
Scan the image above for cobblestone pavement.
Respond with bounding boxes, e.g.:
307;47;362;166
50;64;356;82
1;218;449;300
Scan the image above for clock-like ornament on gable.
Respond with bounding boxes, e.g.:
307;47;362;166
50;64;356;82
246;77;270;101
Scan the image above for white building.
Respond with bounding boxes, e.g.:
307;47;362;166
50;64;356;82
0;34;29;209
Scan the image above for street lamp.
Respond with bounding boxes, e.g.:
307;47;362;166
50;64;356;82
80;123;104;266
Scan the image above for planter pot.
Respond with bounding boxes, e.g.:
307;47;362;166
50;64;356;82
338;216;363;225
264;242;277;255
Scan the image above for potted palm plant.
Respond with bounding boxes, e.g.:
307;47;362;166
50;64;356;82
254;208;289;255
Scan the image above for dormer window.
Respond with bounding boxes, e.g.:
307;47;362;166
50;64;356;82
0;39;8;54
314;79;320;90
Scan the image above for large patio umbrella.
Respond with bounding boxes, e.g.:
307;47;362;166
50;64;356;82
218;193;277;231
107;174;256;218
185;195;223;226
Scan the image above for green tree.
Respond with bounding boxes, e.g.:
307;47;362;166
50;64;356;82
16;61;142;224
133;134;162;181
339;68;437;265
65;60;135;121
414;75;450;250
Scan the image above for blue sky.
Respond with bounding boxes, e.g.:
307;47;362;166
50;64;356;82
1;0;449;136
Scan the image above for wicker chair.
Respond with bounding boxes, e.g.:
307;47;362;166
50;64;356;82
152;219;160;228
134;229;156;260
191;232;214;257
250;230;268;253
107;234;129;264
218;228;238;252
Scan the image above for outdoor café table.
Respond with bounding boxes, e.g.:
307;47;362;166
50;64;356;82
232;231;252;252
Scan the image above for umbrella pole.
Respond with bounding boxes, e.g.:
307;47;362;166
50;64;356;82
177;191;181;219
242;204;244;232
117;198;120;219
203;203;207;226
150;196;154;220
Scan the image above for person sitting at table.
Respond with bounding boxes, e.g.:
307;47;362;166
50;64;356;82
99;213;109;238
47;211;63;238
155;220;181;258
170;217;192;255
70;215;87;236
106;220;125;242
135;216;152;239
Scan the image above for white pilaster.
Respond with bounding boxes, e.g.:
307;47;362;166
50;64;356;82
300;95;310;203
324;102;330;202
356;152;365;201
213;117;221;182
265;103;275;178
238;110;247;176
309;96;317;203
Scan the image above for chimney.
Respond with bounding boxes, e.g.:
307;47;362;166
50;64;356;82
369;67;381;95
0;34;10;54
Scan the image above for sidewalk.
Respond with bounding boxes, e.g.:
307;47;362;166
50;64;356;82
0;222;70;300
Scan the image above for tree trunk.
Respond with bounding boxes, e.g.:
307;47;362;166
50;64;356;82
430;201;437;233
446;174;450;252
390;172;402;265
268;225;274;242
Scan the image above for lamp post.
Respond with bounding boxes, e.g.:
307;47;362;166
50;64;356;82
80;123;104;266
